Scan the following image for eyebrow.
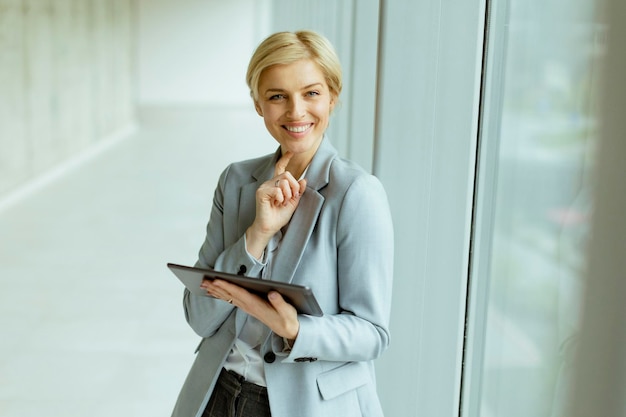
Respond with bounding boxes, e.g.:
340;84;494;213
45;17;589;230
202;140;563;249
263;83;324;95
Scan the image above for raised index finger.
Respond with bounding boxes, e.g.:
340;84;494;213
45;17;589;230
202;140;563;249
274;151;294;177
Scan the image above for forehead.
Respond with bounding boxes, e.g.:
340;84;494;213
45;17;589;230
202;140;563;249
258;59;327;91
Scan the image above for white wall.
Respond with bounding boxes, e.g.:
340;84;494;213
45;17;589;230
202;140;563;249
373;1;485;415
136;0;270;107
0;0;135;200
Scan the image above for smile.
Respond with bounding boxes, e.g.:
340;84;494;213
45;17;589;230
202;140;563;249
284;124;312;133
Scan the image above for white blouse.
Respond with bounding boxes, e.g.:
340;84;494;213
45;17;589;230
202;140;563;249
222;229;283;387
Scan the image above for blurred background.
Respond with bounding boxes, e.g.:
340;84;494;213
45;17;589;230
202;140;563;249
0;0;623;416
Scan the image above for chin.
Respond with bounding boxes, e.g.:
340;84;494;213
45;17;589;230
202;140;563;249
285;136;323;152
285;143;315;156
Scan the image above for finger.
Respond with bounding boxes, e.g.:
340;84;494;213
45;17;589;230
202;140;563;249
281;177;306;206
213;280;264;308
273;172;302;205
277;179;293;203
202;280;231;300
274;151;294;177
267;291;299;339
270;183;285;206
267;291;290;312
297;178;307;197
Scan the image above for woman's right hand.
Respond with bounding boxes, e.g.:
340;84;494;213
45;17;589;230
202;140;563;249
245;151;307;259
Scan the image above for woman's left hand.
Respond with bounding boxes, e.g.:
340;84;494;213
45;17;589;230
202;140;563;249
201;279;300;340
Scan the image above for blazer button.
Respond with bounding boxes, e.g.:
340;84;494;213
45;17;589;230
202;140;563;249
237;265;247;275
264;352;276;363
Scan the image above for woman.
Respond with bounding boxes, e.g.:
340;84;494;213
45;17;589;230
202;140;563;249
171;30;394;417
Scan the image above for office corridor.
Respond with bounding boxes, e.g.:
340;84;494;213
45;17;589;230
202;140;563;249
0;107;273;416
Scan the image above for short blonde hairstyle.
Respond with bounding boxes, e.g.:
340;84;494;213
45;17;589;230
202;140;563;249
246;30;343;101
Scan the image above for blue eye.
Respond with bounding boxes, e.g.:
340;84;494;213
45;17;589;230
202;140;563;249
306;91;320;97
269;94;285;100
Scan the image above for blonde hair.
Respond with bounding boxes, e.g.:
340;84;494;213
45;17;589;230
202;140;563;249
246;30;342;101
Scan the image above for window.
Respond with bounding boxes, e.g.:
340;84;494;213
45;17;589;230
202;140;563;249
463;0;605;416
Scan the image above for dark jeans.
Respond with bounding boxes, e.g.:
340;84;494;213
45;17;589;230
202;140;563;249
202;368;271;417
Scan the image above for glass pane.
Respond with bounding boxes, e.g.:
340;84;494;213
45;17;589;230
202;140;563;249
464;0;606;416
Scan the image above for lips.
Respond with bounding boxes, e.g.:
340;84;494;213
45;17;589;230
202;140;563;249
284;124;313;133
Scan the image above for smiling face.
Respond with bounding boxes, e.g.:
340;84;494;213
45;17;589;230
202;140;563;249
255;59;336;171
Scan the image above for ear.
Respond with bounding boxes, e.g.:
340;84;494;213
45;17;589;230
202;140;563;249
254;101;263;117
329;94;337;113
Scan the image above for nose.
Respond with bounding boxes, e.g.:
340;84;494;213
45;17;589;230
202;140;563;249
286;97;305;119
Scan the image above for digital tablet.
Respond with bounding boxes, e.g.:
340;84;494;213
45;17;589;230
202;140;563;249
167;263;323;316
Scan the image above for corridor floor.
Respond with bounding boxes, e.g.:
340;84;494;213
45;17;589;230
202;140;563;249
0;107;274;416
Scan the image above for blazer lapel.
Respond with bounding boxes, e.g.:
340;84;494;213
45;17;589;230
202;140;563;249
237;182;260;238
271;190;324;284
271;138;337;284
236;152;279;238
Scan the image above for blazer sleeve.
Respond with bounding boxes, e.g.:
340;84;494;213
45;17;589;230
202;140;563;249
182;165;263;338
275;173;394;362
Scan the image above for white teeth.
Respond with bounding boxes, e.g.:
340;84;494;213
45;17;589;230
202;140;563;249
285;124;311;133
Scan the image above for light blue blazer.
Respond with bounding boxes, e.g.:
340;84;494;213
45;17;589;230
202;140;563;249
171;138;394;417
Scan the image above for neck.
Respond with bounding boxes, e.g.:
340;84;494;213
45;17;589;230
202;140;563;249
286;159;310;180
282;136;323;179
